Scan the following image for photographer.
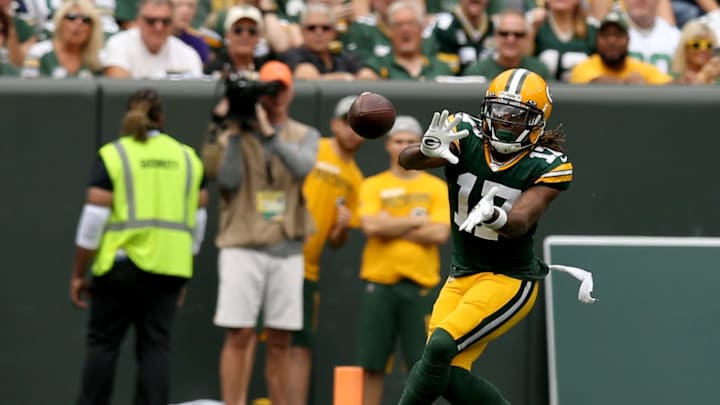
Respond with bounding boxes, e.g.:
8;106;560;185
201;60;320;405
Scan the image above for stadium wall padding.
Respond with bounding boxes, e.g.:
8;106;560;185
1;78;718;405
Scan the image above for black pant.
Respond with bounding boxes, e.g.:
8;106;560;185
76;260;186;405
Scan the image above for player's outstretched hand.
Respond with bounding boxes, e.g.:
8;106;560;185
420;110;469;164
459;187;498;232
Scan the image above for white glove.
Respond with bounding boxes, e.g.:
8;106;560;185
459;187;498;232
549;265;597;304
420;109;469;164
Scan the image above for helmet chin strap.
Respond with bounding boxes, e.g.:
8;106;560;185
488;127;527;154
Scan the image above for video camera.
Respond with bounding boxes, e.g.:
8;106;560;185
224;70;282;122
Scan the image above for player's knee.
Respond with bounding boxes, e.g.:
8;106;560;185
423;328;458;364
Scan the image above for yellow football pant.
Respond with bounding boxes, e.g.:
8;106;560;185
428;272;539;370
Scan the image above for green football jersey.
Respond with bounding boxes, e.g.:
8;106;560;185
431;7;493;74
363;51;454;80
462;55;550;80
343;14;438;62
445;113;573;280
534;21;597;82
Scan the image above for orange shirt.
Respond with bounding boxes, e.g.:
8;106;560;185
569;54;673;84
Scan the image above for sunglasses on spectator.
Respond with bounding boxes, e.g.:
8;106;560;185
303;24;333;32
687;39;714;50
232;25;258;36
497;30;526;38
142;16;172;27
64;13;92;24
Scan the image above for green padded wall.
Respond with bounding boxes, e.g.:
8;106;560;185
544;236;720;405
0;78;98;404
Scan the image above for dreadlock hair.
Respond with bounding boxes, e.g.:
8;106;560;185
122;88;163;142
538;123;566;153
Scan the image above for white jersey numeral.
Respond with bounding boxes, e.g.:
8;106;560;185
453;173;522;240
529;147;564;164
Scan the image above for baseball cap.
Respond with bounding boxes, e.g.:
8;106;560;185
599;9;628;32
388;115;423;138
259;61;293;89
334;95;357;118
224;5;263;32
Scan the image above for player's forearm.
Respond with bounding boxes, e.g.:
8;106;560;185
499;186;559;238
399;144;448;170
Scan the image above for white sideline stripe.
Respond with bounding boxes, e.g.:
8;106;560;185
543;234;720;405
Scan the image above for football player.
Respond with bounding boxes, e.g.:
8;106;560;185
396;68;595;405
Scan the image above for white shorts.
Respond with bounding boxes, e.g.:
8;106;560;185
214;247;304;331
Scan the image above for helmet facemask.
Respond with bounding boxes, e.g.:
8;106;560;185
480;97;545;154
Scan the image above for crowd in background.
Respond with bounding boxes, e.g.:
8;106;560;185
1;0;720;84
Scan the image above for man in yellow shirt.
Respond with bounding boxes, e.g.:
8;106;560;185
356;116;451;405
288;95;366;405
569;9;673;84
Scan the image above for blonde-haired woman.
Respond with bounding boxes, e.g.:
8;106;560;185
671;19;720;84
534;0;597;82
21;0;103;78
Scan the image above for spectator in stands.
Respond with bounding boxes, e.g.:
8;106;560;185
203;0;294;58
343;0;436;62
432;0;494;74
21;0;103;78
463;9;549;80
626;0;681;74
13;0;119;42
533;0;597;82
569;9;672;84
3;0;38;66
286;0;360;46
204;4;271;75
172;0;210;63
103;0;203;79
671;19;720;84
356;0;453;80
281;3;362;81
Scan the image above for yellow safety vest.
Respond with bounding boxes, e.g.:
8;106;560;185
92;134;203;278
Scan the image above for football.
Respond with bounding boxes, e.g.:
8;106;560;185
347;92;396;139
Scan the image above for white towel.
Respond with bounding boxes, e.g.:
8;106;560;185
549;265;597;304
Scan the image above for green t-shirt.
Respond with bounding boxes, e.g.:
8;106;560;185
431;7;494;74
343;14;438;62
363;52;454;80
534;20;597;82
463;55;550;81
445;113;572;279
21;41;98;78
14;15;36;42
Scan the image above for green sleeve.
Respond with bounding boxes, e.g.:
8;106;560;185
13;16;35;42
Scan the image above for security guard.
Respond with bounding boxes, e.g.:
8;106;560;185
70;88;208;405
